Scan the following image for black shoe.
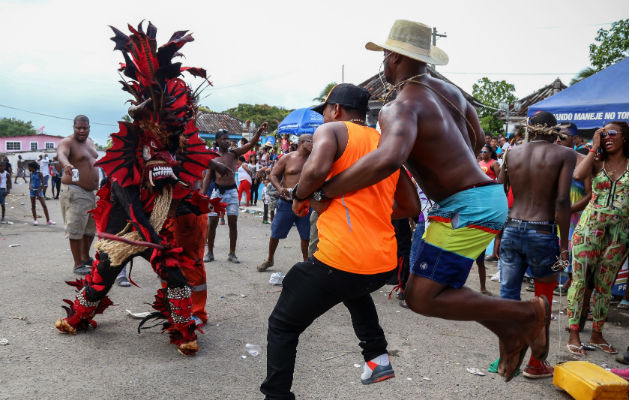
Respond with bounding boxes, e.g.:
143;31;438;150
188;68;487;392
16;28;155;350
616;348;629;365
73;265;91;275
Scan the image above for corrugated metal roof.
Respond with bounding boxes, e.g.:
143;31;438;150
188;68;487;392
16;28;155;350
196;112;245;134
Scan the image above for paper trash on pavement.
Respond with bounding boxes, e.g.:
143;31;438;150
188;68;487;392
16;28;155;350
466;368;486;376
269;272;285;286
126;309;151;319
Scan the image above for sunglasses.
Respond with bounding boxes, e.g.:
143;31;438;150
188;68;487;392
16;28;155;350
480;150;489;154
601;130;618;138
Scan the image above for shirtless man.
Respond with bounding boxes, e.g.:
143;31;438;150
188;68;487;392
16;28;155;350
56;115;100;275
319;20;550;381
494;111;575;378
257;134;313;272
201;123;267;263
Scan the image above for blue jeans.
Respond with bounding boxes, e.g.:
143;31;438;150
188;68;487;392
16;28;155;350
409;220;425;268
499;226;559;300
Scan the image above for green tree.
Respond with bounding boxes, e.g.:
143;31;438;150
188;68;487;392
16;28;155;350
313;82;337;103
222;104;292;132
472;78;517;134
589;19;629;71
572;19;629;85
0;118;37;137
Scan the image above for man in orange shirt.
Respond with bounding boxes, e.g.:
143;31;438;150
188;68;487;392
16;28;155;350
260;84;420;399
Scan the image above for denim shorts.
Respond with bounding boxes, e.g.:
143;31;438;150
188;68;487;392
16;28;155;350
0;188;5;206
499;225;559;300
271;198;311;240
208;187;239;216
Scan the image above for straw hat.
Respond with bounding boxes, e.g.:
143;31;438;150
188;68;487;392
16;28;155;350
366;20;448;66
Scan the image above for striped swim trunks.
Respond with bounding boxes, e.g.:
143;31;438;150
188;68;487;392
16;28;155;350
410;183;508;288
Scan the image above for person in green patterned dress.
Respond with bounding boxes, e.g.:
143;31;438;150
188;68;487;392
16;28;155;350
567;121;629;356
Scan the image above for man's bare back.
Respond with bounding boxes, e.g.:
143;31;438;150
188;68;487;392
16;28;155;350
57;135;99;191
382;77;489;201
500;142;576;222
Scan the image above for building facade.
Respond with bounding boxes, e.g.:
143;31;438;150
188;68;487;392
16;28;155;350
0;134;64;152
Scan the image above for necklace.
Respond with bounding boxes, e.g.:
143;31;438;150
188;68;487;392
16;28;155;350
604;160;629;180
349;118;366;126
383;72;428;102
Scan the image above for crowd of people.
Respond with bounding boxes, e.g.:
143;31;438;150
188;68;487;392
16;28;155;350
0;17;627;399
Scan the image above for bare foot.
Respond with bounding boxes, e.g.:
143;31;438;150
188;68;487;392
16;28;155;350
525;297;550;360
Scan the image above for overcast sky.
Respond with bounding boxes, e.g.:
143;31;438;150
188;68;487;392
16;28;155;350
1;0;627;145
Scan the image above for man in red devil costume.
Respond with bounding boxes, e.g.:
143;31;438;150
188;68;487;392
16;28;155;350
54;21;233;355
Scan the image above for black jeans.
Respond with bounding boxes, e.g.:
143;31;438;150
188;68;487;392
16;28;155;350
250;180;260;204
260;257;392;399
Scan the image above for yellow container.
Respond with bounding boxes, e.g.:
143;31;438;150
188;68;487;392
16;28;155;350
553;361;629;400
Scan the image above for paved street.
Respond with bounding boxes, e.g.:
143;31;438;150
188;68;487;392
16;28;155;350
0;182;627;399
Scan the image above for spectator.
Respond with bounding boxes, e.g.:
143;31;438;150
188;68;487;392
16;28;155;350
567;121;629;356
14;155;27;184
0;161;10;223
28;161;54;226
237;156;252;206
249;155;262;206
40;154;52;199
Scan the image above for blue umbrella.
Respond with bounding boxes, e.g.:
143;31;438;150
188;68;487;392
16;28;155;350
528;58;629;129
277;108;324;135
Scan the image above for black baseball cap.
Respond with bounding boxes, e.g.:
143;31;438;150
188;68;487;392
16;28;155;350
530;111;557;127
312;83;370;115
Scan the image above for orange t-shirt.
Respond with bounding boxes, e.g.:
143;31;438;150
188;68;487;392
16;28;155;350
314;122;399;275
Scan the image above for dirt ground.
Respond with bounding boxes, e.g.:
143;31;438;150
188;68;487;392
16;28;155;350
0;182;627;399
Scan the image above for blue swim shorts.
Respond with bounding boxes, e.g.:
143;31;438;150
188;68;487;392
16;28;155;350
271;198;311;240
410;183;508;288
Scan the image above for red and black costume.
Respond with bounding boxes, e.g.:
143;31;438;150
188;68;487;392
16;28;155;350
55;21;223;355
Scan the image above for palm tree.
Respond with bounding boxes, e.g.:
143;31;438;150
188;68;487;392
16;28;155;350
313;82;337;102
570;67;596;86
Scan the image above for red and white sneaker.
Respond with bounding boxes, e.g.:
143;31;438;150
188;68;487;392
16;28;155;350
523;360;554;379
360;354;395;385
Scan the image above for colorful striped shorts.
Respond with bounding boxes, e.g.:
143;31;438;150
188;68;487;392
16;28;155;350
410;183;508;288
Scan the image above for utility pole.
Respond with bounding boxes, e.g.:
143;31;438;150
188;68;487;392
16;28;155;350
341;64;345;83
431;27;447;70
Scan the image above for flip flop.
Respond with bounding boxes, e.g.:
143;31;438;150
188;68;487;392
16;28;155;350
398;299;409;309
566;344;585;356
590;342;618;354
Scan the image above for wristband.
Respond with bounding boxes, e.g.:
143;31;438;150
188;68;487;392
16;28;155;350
589;149;597;153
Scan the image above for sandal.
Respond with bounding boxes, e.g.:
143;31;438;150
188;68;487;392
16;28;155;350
567;344;585;356
590;342;618;354
398;299;409;309
257;259;274;272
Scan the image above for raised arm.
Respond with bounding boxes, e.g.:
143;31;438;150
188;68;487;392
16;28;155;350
574;129;602;180
322;100;418;197
233;122;268;157
556;152;577;256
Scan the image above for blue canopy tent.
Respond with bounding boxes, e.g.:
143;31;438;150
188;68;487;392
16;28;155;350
277;108;324;135
528;58;629;129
